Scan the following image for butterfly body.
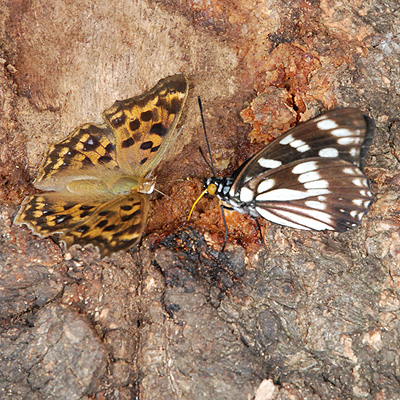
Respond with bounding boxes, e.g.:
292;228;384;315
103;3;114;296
15;74;188;257
205;176;260;219
62;175;151;196
203;108;374;233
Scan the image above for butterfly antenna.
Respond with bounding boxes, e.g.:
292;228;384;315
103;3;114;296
198;146;214;172
197;97;229;251
153;188;185;215
198;96;216;176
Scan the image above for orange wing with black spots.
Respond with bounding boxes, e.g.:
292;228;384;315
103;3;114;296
103;74;188;177
15;74;188;258
61;192;149;258
34;123;119;192
16;191;148;258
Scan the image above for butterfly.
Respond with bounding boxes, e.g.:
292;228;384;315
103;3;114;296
191;107;374;240
14;74;189;258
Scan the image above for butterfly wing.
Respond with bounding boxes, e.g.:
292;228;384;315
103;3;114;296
15;191;148;257
33;74;189;191
227;108;374;231
14;192;108;236
236;158;372;231
34;123;119;192
61;192;148;257
103;73;188;177
232;108;374;190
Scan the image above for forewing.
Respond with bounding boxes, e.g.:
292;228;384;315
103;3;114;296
233;108;374;190
240;158;372;231
34;123;118;191
103;74;188;177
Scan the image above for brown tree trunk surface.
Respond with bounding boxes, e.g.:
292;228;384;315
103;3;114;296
1;0;399;399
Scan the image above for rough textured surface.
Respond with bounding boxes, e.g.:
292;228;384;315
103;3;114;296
0;305;107;399
1;0;400;399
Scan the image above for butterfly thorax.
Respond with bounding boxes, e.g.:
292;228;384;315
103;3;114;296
204;177;233;198
204;176;260;218
109;176;150;195
137;179;156;194
106;176;155;195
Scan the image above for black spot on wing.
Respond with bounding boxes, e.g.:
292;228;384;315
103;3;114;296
150;123;167;137
41;209;55;216
105;143;114;153
82;136;101;151
129;119;141;131
141;110;153;122
80;205;94;211
80;210;92;218
104;224;116;232
96;220;108;228
99;155;113;163
55;214;72;224
140;141;153;150
76;225;90;234
122;137;135;148
111;114;126;128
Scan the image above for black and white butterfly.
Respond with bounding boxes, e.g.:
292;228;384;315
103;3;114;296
195;107;374;234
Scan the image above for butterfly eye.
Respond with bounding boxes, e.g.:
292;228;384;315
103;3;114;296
207;183;218;195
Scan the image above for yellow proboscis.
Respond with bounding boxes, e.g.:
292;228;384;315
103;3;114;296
187;183;218;221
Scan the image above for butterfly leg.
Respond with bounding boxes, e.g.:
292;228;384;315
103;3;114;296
255;218;268;251
219;203;229;252
218;203;267;252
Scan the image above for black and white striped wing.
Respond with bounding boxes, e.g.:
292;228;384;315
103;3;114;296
235;157;372;231
229;108;374;231
232;108;374;189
